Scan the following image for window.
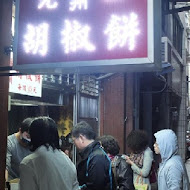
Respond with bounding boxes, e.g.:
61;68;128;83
173;14;183;56
162;0;169;34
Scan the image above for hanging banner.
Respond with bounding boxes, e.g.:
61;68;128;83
13;0;161;74
9;75;42;97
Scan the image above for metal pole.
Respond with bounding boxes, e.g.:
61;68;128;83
72;73;80;165
0;77;9;189
0;0;12;188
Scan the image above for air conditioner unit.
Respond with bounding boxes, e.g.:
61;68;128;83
158;37;176;75
162;36;183;65
161;37;172;64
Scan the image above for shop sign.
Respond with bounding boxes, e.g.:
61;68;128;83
9;75;42;97
13;0;161;73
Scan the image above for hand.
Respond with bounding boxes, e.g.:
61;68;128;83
125;155;133;165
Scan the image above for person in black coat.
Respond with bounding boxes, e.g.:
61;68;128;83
98;135;135;190
71;121;113;190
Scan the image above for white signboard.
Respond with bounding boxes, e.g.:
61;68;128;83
9;75;42;97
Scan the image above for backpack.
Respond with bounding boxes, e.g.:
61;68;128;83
111;156;119;190
111;155;135;190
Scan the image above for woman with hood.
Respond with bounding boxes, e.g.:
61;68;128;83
154;129;189;190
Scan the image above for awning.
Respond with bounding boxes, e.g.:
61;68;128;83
157;62;175;75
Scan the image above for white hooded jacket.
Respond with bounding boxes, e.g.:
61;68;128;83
154;129;189;190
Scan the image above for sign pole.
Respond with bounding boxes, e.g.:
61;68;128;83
72;73;80;165
0;0;12;188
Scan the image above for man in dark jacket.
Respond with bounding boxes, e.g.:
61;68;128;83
71;121;113;190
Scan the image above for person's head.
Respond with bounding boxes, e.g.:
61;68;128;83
60;136;72;157
98;135;120;156
29;116;60;152
153;142;160;155
18;117;34;147
154;129;178;160
71;121;96;150
126;130;148;154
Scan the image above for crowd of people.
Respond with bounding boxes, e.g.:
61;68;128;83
6;117;190;190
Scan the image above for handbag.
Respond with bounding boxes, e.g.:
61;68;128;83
134;173;148;190
149;161;157;184
134;184;148;190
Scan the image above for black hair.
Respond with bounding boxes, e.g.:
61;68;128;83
29;116;60;151
71;121;96;140
20;117;34;133
126;130;148;153
98;135;120;156
60;135;72;152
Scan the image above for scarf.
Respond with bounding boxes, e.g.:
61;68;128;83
130;151;144;168
108;154;115;161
